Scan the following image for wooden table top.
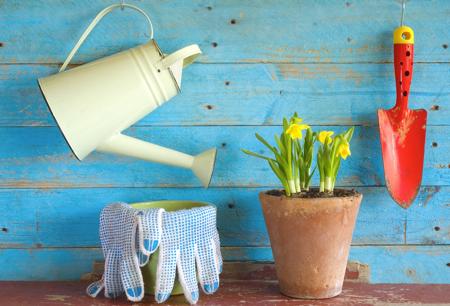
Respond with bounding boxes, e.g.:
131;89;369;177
0;281;449;305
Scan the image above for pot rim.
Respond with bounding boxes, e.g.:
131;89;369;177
260;188;362;201
130;200;215;212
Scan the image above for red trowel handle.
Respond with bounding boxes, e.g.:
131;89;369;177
393;26;414;111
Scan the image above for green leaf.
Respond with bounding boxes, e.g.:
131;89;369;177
343;126;355;142
255;133;277;155
283;118;289;131
241;149;275;162
305;166;317;188
275;135;285;154
268;160;290;193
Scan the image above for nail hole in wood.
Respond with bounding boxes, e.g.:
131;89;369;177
157;69;161;73
431;105;439;111
443;44;448;49
406;51;411;56
212;42;218;48
0;42;3;47
206;104;213;110
347;37;352;42
447;263;450;267
405;71;410;76
221;142;227;147
207;6;212;10
399;81;402;85
230;19;236;25
434;226;441;231
400;62;403;66
403;91;408;96
345;1;351;7
228;203;235;209
406;268;415;276
432;142;438;147
225;81;230;86
1;227;8;233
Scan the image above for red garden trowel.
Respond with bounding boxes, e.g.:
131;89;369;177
378;23;427;208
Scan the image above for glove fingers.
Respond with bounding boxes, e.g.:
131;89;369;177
120;255;144;302
121;216;144;302
195;240;220;295
138;209;163;256
214;230;223;273
86;277;104;298
135;226;150;266
137;249;150;267
177;250;200;304
104;251;123;298
100;203;128;257
155;247;177;303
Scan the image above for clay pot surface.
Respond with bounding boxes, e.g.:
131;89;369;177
259;190;362;299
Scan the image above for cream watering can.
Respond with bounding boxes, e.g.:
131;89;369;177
38;4;216;187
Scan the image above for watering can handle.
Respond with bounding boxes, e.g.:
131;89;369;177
157;45;202;69
59;3;154;72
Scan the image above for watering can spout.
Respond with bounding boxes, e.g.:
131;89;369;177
192;148;217;187
97;134;216;187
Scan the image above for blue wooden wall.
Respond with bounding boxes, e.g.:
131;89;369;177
0;0;449;283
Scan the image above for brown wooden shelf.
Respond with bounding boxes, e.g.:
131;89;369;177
0;281;449;305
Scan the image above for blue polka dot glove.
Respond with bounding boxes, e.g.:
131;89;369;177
86;203;162;302
140;206;223;304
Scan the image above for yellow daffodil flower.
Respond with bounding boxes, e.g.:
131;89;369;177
286;123;309;139
337;142;351;159
318;131;334;144
291;116;303;124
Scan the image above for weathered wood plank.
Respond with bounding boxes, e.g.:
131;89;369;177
1;281;450;305
86;260;370;283
1;63;448;127
406;186;450;245
1;0;449;64
0;246;448;283
1;187;448;249
0;126;448;188
7;281;450;305
0;187;410;248
223;246;450;284
0;248;101;281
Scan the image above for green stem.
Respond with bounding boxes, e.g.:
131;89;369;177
295;178;301;193
288;179;297;194
325;176;333;192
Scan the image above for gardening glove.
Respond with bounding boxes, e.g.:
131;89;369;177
152;206;222;304
136;207;164;266
86;203;162;302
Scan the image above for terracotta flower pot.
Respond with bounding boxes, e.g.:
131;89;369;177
259;189;362;299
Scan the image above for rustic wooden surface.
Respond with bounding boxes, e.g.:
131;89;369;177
0;0;449;283
0;281;449;305
81;261;371;283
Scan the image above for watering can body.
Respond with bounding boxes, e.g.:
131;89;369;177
38;4;215;187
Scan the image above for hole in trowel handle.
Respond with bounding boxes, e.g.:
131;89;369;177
402;32;411;41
